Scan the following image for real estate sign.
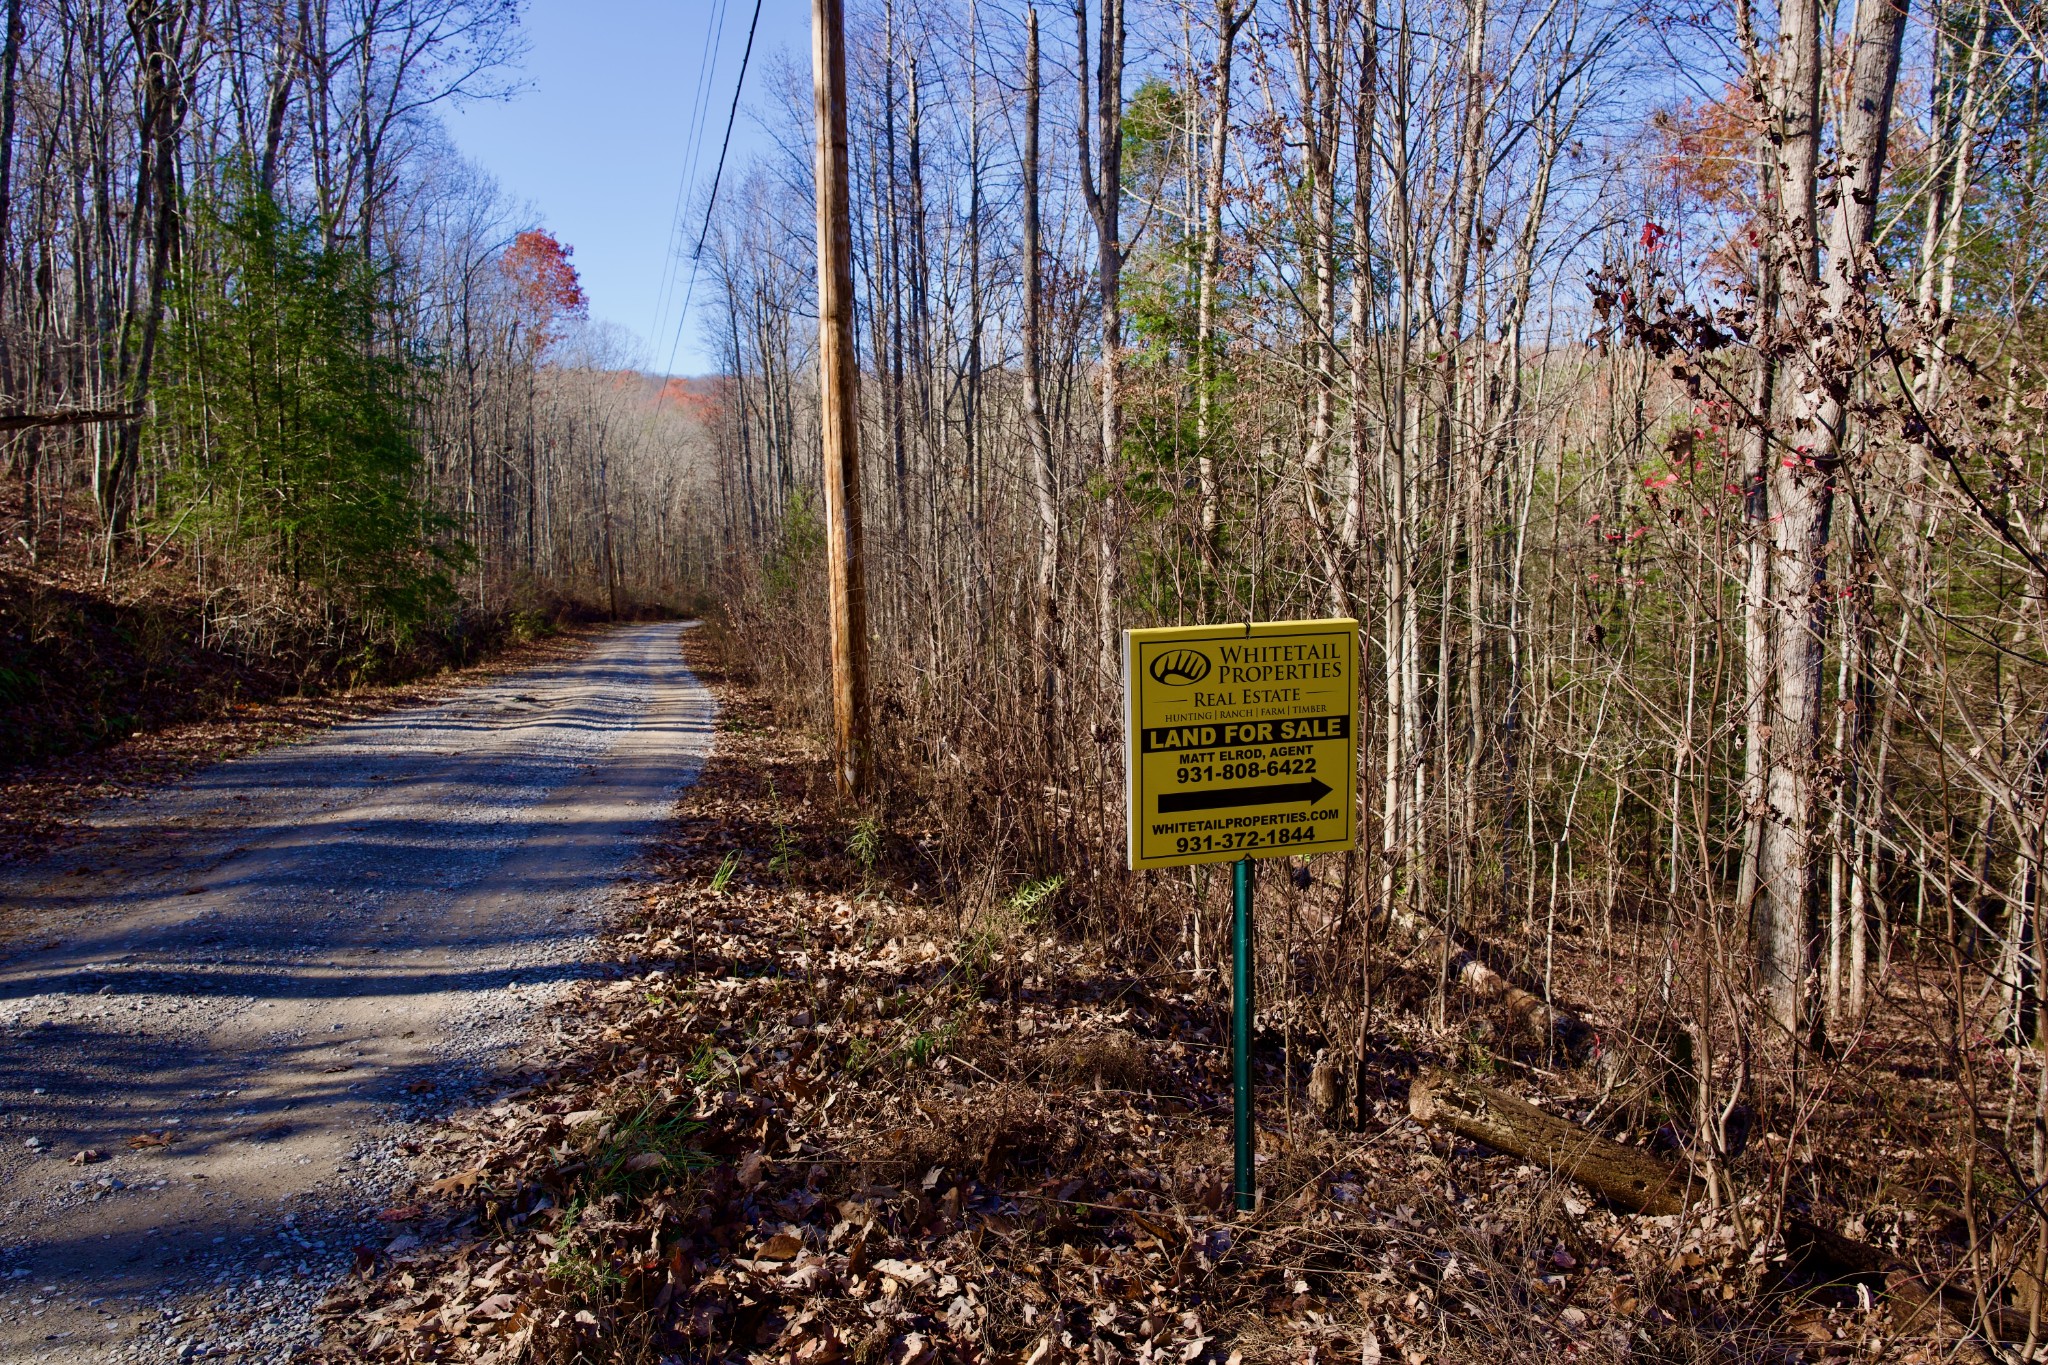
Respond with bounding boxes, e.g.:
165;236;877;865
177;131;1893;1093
1123;619;1360;869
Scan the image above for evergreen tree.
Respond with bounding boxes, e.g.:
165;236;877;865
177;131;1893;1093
159;180;466;638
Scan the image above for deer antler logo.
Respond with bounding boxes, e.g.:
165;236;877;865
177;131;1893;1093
1148;649;1212;686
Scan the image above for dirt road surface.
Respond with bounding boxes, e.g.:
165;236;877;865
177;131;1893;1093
0;622;715;1362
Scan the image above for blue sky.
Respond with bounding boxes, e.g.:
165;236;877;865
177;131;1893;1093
443;0;811;377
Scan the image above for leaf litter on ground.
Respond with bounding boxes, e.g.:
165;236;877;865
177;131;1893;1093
306;642;1947;1365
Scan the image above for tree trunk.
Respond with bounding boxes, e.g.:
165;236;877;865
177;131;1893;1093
1022;8;1060;718
1195;0;1251;564
0;0;23;325
1293;0;1348;614
1340;0;1376;571
1754;0;1906;1040
100;0;194;553
1749;0;1823;1039
1076;0;1125;683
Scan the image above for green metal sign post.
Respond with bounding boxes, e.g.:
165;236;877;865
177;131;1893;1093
1232;856;1255;1212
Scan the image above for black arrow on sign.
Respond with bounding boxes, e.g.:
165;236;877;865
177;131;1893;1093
1158;777;1334;814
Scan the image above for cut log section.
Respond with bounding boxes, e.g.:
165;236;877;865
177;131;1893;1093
1407;1067;1694;1215
1387;906;1589;1051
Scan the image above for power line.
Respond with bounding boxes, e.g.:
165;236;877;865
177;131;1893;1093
695;0;764;263
679;0;731;207
648;0;731;366
663;0;764;379
651;0;724;331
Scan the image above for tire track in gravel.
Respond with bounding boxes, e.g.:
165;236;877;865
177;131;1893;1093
0;621;716;1363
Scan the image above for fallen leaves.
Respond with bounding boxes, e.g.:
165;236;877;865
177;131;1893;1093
424;1168;485;1197
306;671;1518;1362
125;1130;175;1149
302;645;1948;1365
470;1292;518;1321
757;1232;805;1262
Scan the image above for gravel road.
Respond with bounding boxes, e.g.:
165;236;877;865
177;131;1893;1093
0;621;716;1362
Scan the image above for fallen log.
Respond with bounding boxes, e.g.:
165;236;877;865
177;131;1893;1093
0;407;136;433
1776;1213;2036;1346
1883;1271;2038;1353
1407;1067;1693;1215
1782;1215;1891;1284
1387;906;1589;1051
1412;1072;2035;1345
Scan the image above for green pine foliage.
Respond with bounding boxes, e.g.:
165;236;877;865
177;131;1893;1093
157;180;467;641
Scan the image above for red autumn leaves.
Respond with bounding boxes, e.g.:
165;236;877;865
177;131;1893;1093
501;228;588;354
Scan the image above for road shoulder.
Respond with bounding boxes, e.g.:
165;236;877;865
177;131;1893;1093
0;626;609;869
305;632;1301;1361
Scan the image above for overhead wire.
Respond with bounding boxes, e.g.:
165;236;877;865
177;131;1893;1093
648;0;732;365
662;0;765;379
654;0;729;327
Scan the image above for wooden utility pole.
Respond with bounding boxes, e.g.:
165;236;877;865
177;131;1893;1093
812;0;872;797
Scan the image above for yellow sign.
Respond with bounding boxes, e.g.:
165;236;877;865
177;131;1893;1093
1123;619;1360;869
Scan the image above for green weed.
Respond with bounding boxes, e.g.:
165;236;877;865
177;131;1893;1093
585;1097;712;1205
680;1042;721;1087
952;927;1002;988
849;814;884;884
546;1248;623;1300
770;826;799;877
905;1012;967;1069
767;786;801;877
508;609;554;642
851;1005;968;1077
0;665;40;703
709;850;740;895
1005;875;1066;927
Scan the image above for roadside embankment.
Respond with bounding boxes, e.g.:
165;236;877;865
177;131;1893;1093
0;564;646;862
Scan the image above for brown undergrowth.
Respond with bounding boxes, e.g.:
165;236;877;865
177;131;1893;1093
305;638;1998;1365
